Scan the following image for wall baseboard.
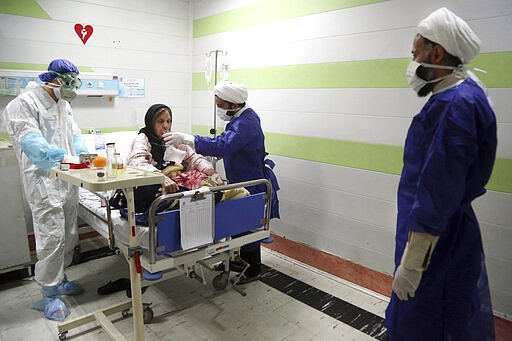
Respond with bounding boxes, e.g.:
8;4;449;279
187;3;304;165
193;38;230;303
263;232;392;297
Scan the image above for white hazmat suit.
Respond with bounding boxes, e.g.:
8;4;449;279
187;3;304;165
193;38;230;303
3;83;80;287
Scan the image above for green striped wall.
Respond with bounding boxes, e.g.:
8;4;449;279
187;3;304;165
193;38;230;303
0;62;94;72
0;0;50;19
193;52;512;90
193;0;388;38
2;126;510;192
192;125;512;194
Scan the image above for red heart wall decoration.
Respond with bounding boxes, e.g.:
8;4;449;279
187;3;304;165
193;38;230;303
74;24;93;45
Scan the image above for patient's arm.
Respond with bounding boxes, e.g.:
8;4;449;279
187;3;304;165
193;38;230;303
178;144;214;174
126;134;159;172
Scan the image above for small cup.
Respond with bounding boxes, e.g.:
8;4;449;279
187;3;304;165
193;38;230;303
95;167;106;181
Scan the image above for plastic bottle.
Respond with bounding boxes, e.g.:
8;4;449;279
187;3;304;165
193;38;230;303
94;130;106;156
106;142;116;178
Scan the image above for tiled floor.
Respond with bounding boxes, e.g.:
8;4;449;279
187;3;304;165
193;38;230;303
0;248;389;341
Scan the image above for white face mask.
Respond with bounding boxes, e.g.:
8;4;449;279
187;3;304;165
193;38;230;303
53;85;77;102
406;61;457;94
216;107;235;121
46;78;77;102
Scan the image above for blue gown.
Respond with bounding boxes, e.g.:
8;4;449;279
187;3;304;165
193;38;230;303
195;107;279;219
385;78;497;340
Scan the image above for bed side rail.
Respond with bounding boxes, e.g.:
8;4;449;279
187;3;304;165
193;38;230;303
146;178;272;264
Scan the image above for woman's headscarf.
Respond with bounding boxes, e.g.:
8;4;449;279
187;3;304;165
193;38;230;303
139;103;171;165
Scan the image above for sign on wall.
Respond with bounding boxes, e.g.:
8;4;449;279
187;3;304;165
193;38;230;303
119;78;145;98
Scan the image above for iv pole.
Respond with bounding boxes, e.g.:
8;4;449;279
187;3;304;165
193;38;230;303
205;50;228;170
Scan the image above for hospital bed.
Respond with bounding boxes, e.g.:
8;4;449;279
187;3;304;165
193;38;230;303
52;164;271;341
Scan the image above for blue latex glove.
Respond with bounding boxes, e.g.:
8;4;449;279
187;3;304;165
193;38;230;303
20;133;66;172
73;134;89;155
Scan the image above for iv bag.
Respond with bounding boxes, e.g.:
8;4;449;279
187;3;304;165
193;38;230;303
204;55;212;87
220;53;229;81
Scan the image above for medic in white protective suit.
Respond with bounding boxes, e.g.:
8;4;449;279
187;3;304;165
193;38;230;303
2;59;88;321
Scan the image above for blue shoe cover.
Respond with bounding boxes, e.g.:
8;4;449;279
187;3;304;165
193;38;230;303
31;297;69;321
58;276;85;296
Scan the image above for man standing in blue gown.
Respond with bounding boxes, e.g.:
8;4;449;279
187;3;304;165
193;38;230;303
385;8;497;340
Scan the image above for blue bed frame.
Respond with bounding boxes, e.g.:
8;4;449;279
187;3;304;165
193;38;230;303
147;179;272;263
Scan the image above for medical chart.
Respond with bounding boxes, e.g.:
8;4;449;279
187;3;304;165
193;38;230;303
179;189;214;250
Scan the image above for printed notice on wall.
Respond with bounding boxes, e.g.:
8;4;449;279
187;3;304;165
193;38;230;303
119;78;145;97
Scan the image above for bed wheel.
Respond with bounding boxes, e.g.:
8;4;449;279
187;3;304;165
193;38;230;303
213;272;229;290
122;309;130;318
143;307;154;324
58;332;67;340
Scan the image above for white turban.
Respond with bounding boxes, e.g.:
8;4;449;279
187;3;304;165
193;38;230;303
214;80;248;104
417;7;481;64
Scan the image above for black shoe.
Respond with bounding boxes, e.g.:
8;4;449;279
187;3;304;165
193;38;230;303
97;278;130;295
126;285;148;298
232;273;261;285
229;260;247;273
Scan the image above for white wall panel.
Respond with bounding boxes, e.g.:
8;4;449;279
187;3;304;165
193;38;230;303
0;38;190;78
1;0;191;135
259;111;412;146
486;257;512;316
473;191;512;229
192;0;512;70
480;223;512;262
38;0;189;37
194;88;511;123
271;216;395;275
280;178;396;230
0;15;189;56
194;15;511;71
193;0;267;19
271;155;398;201
81;0;190;18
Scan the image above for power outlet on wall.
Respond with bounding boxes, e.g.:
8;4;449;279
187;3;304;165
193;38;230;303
88;128;95;134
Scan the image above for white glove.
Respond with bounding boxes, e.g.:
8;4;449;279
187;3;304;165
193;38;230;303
61;155;80;164
163;132;195;148
392;264;423;301
392;232;439;301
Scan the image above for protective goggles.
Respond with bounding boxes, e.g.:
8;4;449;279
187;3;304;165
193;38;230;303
50;71;82;90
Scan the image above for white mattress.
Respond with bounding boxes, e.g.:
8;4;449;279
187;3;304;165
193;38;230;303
78;188;151;249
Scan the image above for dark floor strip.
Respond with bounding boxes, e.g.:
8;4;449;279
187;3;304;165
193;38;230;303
260;264;387;340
